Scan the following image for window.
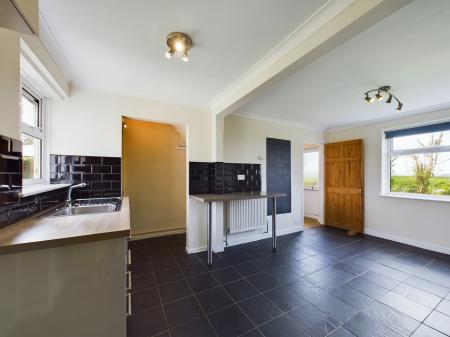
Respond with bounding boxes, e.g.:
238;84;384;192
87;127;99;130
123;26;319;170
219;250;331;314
384;121;450;200
304;150;319;187
21;88;44;183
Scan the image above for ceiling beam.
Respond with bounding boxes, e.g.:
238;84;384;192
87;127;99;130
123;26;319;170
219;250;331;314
210;0;413;117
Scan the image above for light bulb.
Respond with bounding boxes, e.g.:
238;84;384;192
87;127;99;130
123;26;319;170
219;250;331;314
396;102;403;111
375;92;384;101
174;40;184;52
165;50;173;59
365;95;374;103
182;53;189;62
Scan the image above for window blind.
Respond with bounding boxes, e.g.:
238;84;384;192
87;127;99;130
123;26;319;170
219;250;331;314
385;121;450;139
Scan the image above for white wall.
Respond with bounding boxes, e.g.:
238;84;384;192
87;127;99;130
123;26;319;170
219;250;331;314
50;86;212;251
304;189;320;218
50;86;211;160
224;114;324;241
326;109;450;254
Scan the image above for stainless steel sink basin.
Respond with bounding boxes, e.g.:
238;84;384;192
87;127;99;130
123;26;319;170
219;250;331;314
46;198;121;217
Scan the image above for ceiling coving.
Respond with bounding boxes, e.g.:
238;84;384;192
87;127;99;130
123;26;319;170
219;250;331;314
364;85;403;111
165;32;192;62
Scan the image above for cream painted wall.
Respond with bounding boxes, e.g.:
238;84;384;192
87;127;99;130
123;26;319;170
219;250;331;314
224;114;324;239
123;119;186;236
326;109;450;254
50;86;212;250
50;86;211;161
0;27;21;140
12;0;39;33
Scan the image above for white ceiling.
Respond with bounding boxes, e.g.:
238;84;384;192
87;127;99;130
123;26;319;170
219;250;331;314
38;0;329;108
240;0;450;130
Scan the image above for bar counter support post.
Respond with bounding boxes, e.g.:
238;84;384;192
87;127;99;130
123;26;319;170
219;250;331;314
207;201;213;268
272;197;277;253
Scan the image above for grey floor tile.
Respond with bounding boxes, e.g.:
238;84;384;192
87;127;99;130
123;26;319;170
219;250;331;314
327;326;356;337
424;311;450;335
345;276;389;300
308;292;359;324
195;286;233;313
364;301;420;337
288;302;340;337
379;291;432;321
344;312;402;337
404;276;450;298
171;317;216;337
392;283;442;309
239;294;282;325
435;299;450;316
411;324;447;337
259;315;311;337
264;285;309;312
330;284;374;311
208;305;254;337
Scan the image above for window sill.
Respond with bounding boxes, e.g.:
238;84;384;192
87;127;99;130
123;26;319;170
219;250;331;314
21;183;71;198
380;192;450;203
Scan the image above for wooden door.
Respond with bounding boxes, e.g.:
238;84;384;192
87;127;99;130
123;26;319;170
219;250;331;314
324;139;364;235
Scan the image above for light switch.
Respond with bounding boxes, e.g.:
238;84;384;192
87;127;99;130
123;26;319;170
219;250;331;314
237;174;245;181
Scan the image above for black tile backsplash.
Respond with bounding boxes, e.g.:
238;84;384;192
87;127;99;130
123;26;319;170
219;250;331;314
0;148;123;230
0;135;22;207
0;187;68;230
50;154;121;199
190;162;261;195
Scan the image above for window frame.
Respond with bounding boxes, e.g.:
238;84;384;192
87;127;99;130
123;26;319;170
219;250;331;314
381;120;450;202
303;148;320;190
20;85;46;186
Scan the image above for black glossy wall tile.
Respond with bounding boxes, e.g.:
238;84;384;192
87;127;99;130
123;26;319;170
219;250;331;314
0;135;22;210
0;186;68;230
189;161;261;194
50;154;121;199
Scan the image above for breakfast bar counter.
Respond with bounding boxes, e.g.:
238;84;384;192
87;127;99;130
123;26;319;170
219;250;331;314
190;191;286;267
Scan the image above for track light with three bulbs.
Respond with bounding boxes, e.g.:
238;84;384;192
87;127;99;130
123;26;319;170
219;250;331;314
364;86;403;111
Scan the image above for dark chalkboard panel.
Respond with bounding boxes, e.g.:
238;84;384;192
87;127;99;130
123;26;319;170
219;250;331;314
266;138;291;215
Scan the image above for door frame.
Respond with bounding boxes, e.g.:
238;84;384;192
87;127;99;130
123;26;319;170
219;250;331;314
301;142;325;230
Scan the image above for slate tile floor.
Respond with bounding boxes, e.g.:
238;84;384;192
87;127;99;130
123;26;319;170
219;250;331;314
127;226;450;337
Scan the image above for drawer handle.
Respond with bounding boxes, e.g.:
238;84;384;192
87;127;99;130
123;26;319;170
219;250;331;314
126;250;131;265
126;271;132;291
126;293;132;316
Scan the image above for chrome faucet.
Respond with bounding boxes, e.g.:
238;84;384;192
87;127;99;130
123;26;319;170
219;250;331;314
66;183;87;205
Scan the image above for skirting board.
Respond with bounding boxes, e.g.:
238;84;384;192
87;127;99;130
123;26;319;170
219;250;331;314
185;225;303;254
364;229;450;255
131;227;186;241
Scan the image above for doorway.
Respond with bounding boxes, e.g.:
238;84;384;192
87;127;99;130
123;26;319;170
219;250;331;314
303;143;323;229
122;117;187;238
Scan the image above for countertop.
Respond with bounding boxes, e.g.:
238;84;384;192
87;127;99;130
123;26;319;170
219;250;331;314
0;197;130;255
189;191;286;203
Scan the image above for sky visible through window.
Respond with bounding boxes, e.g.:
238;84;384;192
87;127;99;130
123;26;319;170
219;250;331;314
391;131;450;177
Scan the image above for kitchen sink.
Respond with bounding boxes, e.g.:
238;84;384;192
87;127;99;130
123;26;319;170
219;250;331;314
45;197;121;217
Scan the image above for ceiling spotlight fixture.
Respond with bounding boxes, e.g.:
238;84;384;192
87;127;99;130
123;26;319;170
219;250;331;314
375;92;384;101
165;32;192;62
365;94;375;103
363;85;403;112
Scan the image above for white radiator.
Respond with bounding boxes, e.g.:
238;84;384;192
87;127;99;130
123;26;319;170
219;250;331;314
227;198;267;234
